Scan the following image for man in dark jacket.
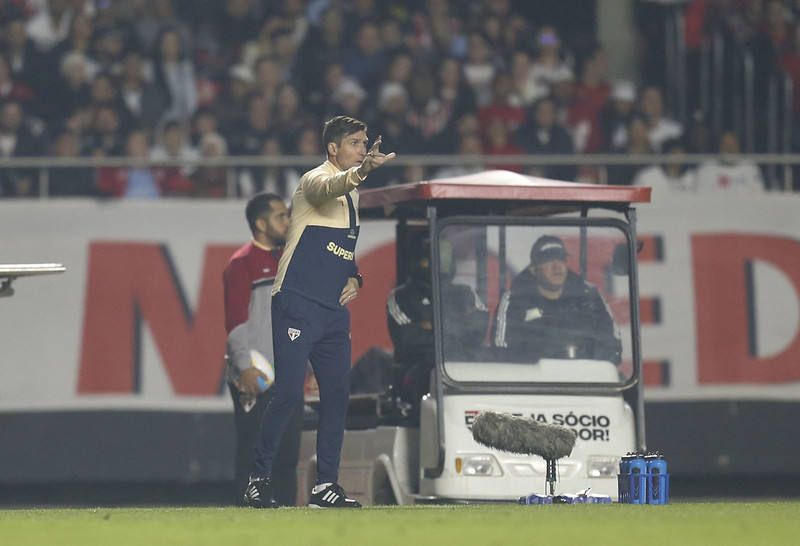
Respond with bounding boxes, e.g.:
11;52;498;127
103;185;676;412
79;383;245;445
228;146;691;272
387;239;489;420
513;97;577;181
493;235;621;364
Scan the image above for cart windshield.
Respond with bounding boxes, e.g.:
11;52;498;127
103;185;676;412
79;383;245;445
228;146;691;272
436;219;636;386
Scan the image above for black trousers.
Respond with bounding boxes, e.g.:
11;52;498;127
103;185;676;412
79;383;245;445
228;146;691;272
228;383;304;506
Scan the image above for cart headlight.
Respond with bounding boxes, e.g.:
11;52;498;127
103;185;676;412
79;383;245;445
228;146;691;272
587;456;619;477
456;454;503;476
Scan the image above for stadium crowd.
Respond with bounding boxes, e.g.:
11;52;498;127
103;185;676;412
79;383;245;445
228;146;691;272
0;0;795;199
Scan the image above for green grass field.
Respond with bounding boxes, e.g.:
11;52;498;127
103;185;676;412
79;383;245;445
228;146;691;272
2;503;799;546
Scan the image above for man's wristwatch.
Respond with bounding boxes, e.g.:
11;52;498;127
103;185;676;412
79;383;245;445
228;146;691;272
352;273;363;288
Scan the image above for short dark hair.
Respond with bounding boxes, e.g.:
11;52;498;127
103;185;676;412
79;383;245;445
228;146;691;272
245;192;283;234
322;116;366;155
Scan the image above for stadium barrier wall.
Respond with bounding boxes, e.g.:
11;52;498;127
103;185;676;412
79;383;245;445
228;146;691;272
2;193;800;485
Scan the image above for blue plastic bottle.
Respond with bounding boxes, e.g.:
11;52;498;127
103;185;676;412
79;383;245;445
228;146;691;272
629;454;647;505
646;453;669;504
618;453;633;503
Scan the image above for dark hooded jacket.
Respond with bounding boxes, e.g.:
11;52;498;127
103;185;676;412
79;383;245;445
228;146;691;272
493;268;621;364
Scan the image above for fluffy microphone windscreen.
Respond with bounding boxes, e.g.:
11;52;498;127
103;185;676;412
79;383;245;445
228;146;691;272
472;411;576;461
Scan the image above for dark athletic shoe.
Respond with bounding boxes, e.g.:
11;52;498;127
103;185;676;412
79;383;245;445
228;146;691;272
307;483;362;508
243;478;278;509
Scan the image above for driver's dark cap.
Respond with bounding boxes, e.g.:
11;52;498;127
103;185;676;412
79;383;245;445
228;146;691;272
530;235;568;265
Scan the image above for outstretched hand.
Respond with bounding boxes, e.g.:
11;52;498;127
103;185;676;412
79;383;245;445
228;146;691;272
359;136;396;177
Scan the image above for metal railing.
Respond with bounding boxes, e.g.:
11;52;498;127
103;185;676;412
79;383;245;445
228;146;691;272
1;152;799;198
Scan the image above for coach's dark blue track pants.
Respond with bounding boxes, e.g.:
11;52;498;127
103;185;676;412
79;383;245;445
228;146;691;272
251;290;351;485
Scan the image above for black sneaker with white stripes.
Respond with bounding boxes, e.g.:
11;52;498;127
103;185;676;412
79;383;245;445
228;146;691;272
307;483;362;508
243;478;278;509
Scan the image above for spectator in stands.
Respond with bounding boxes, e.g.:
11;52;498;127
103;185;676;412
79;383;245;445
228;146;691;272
2;17;49;98
369;82;423;187
214;63;254;136
211;0;263;69
63;102;93;151
573;40;611;115
514;96;576;181
434;131;484;179
406;70;448;147
151;27;197;124
0;50;34;107
88;72;133;132
0;98;44;197
25;0;74;54
90;27;127;79
240;17;279;69
462;30;498;106
477;71;526;141
683;115;714;154
47;50;90;126
383;49;414;90
341;0;385;40
632;137;698;193
293;125;323;157
508;49;538;109
427;55;477;152
306;60;344;119
342;21;385;92
529;26;574;101
373;83;420;150
229;93;275;157
191;131;229;198
329;77;370;122
476;0;515;29
97;129;191;198
607;112;653;186
131;0;193;62
293;7;346;105
695;130;765;192
252;55;283;108
639;85;683;152
149;119;198;176
190;106;220;148
484;116;523;173
600;79;637;150
273;81;314;152
119;51;169;133
84;104;126;157
274;0;310;51
551;71;603;155
453;111;480;143
47;129;96;197
409;0;468;60
271;28;299;81
760;0;793;53
49;11;97;82
379;16;407;60
480;10;533;59
238;136;300;200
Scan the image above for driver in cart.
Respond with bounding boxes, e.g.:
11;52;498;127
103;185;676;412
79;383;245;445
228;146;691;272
492;235;622;365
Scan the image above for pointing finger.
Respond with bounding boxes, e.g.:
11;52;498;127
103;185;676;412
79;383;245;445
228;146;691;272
369;136;382;155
